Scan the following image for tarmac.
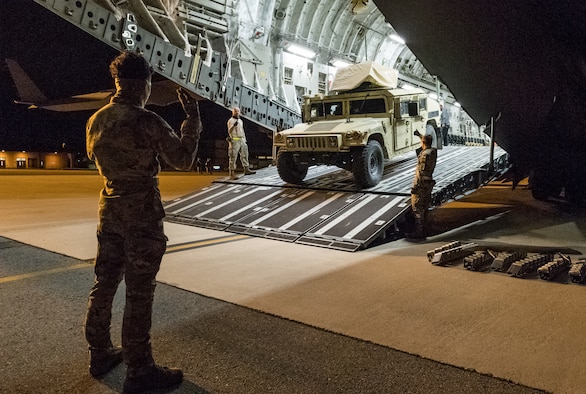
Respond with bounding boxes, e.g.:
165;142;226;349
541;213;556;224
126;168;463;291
1;169;585;394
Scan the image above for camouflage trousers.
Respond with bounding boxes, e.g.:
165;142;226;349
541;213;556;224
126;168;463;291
411;184;433;228
84;217;167;372
228;139;250;170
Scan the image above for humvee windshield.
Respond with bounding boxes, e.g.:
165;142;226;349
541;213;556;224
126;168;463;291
349;98;387;114
310;101;343;118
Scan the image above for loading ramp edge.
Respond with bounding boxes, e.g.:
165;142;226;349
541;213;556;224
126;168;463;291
295;236;364;252
297;203;412;252
165;215;230;231
224;224;300;243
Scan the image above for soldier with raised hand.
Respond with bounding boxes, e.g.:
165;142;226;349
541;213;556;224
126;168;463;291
407;133;437;240
227;106;256;179
84;50;201;393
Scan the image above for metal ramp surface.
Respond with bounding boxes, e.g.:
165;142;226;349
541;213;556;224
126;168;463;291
165;146;509;251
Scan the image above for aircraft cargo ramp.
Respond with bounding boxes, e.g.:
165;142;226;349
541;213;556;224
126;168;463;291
164;146;508;252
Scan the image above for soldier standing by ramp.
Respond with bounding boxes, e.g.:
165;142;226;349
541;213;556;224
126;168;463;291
84;51;201;393
227;107;256;180
407;133;437;240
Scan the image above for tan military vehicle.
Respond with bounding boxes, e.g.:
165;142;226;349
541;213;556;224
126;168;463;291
273;62;440;188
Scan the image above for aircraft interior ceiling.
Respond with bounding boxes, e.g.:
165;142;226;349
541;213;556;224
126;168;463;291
259;0;437;90
166;0;443;100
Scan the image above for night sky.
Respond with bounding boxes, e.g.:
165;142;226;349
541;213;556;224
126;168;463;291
0;0;271;159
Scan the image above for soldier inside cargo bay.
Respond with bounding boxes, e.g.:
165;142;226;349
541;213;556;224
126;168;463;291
84;51;201;393
426;119;440;149
407;133;437;239
227;106;256;179
440;104;450;146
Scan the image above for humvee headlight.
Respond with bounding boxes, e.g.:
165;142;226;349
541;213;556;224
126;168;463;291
328;136;338;147
286;137;295;147
274;133;284;143
346;130;363;140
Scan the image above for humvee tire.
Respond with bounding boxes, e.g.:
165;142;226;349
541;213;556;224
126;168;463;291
352;140;384;188
277;150;309;184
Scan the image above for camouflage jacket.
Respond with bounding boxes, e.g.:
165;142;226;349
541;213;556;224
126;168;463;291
413;147;437;189
87;86;200;222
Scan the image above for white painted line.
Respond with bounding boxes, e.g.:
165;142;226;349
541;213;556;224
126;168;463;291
279;192;345;230
314;194;378;235
219;189;283;220
168;185;241;214
248;191;315;226
344;196;404;239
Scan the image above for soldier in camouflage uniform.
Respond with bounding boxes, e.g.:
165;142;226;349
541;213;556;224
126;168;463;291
407;133;437;239
84;51;201;393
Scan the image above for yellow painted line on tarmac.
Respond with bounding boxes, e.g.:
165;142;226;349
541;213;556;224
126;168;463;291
0;235;249;283
0;263;92;284
165;234;250;254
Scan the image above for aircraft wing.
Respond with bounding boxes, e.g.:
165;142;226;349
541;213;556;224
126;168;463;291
6;58;195;112
70;91;113;100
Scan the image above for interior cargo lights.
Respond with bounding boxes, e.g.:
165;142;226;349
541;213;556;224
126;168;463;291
286;44;316;59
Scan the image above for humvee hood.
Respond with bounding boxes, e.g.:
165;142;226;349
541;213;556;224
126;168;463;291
287;118;381;134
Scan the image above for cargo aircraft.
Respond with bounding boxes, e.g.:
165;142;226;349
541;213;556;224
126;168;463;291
5;58;184;112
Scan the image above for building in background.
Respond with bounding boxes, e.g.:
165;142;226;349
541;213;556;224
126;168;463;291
0;150;73;169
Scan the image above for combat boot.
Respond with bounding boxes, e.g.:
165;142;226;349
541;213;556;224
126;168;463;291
89;346;123;377
123;365;183;393
405;222;426;240
229;170;240;180
243;166;256;175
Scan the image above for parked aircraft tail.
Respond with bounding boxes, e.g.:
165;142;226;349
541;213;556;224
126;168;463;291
5;58;49;107
5;58;184;112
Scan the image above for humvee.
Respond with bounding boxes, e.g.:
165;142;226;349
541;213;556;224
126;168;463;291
273;62;440;188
